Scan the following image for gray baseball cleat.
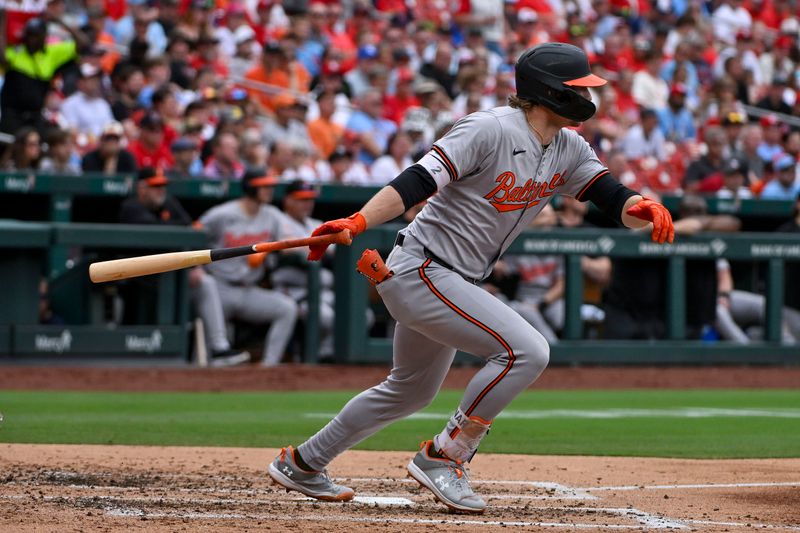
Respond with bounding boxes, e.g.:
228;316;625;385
268;446;355;502
407;440;486;513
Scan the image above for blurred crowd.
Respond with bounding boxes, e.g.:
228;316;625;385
1;0;799;201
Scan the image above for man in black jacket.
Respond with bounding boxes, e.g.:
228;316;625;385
82;122;138;175
118;167;190;225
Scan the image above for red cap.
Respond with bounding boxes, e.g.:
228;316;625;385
776;35;794;50
760;114;779;127
670;83;688;96
396;68;414;84
322;60;344;76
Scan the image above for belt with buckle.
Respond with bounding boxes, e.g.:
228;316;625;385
394;233;479;284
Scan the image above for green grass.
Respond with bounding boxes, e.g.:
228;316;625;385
0;389;798;458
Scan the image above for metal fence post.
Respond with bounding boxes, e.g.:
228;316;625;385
667;256;686;340
765;258;784;343
333;241;366;362
304;261;321;362
48;193;71;277
563;254;583;340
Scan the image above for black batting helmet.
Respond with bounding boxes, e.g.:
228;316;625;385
241;167;278;197
515;43;606;122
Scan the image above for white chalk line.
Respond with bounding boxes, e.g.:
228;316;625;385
346;477;598;500
306;408;800;419
683;519;800;531
20;472;800;495
15;474;800;497
580;481;800;492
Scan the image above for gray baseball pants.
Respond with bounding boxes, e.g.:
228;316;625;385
215;281;299;365
191;273;232;353
716;289;800;344
298;236;550;469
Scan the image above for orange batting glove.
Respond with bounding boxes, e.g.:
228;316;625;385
307;212;367;261
626;198;675;244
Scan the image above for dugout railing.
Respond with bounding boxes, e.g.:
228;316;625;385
0;220;206;360
333;226;800;365
2;173;793;224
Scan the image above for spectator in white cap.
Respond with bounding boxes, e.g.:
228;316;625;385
229;25;258;79
61;63;115;139
216;3;250;58
515;8;549;47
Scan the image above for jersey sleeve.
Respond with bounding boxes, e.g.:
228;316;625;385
415;111;499;189
558;131;609;200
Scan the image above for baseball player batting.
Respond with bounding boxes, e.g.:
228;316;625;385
268;43;675;513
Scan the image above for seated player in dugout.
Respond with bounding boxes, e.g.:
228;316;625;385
268;43;674;513
197;168;298;367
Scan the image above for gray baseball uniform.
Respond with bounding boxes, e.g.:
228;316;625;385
271;214;337;357
298;106;607;468
200;200;298;366
507;254;565;344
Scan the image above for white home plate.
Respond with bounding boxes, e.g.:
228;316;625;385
353;496;414;506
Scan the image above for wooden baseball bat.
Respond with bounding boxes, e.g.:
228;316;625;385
89;230;352;283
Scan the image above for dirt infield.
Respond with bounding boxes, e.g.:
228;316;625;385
1;444;798;532
2;366;798;531
1;364;799;392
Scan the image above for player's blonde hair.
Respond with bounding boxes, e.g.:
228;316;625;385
508;94;536;111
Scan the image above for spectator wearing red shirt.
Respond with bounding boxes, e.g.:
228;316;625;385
614;69;640;124
128;113;174;170
383;69;419;126
599;34;636;74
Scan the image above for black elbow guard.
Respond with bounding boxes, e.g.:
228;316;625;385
577;172;638;224
388;164;438;211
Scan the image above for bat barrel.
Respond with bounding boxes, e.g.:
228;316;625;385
89;250;212;283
